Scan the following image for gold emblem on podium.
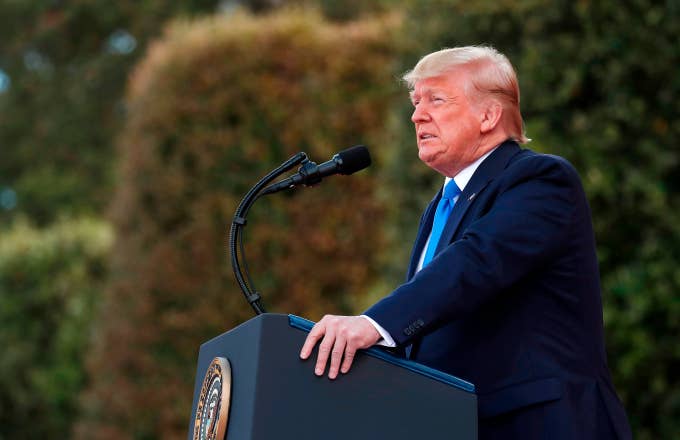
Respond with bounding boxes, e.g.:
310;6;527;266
193;357;232;440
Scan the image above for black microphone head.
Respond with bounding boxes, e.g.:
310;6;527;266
336;145;371;175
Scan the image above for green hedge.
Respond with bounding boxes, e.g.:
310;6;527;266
0;217;112;438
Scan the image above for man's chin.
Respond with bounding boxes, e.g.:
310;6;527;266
419;151;452;175
418;149;441;166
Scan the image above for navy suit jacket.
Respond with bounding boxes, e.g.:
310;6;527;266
365;141;631;439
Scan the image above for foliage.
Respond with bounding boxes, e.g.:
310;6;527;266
0;217;112;439
0;0;224;226
386;1;680;437
75;10;398;438
0;0;392;227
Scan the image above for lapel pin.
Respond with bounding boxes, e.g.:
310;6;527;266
468;193;476;201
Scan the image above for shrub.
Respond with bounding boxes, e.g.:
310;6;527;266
0;217;112;438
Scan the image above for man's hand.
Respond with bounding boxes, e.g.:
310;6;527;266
299;315;381;379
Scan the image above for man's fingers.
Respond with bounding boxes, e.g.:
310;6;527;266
299;315;382;378
327;336;346;380
299;320;326;360
314;330;335;376
340;347;356;374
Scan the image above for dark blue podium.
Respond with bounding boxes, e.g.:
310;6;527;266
188;313;477;439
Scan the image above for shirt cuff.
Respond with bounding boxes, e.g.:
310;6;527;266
360;315;396;347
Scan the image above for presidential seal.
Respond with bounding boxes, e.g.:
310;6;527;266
193;357;232;440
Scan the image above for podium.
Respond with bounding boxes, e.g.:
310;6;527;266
188;314;477;439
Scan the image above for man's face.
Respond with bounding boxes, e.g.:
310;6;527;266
410;68;484;176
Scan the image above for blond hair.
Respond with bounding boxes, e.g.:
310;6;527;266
403;46;529;144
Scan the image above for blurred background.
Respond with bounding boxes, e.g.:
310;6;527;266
0;0;678;438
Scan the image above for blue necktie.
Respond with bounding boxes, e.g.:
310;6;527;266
422;180;461;267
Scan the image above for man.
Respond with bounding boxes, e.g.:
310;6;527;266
300;46;631;439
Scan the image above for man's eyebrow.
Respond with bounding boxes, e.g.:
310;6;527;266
410;87;432;98
410;87;451;102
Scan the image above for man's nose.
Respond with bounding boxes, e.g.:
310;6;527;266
411;104;430;123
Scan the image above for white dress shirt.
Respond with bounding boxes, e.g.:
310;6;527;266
362;147;498;347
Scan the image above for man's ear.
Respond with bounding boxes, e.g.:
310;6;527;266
480;100;503;133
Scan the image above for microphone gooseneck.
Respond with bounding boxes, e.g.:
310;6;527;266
229;152;308;315
229;145;371;316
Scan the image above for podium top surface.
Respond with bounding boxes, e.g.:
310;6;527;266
288;314;476;393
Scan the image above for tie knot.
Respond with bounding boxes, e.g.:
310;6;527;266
442;180;461;200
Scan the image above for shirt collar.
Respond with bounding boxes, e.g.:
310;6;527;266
444;147;498;192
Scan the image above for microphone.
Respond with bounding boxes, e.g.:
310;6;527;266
261;145;371;195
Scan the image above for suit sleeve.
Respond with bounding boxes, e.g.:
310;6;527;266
365;155;583;347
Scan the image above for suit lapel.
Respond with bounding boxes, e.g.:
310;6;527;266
434;141;522;255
